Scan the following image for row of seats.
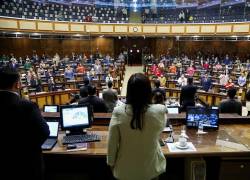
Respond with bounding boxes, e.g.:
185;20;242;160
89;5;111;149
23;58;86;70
0;0;129;23
0;0;250;23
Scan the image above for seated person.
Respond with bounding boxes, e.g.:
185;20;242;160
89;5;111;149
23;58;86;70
238;72;246;87
78;86;108;113
152;79;166;101
180;77;197;112
224;78;234;89
76;63;85;73
158;74;166;87
102;81;118;113
105;73;113;84
177;74;187;87
219;88;242;115
64;65;74;80
201;74;212;92
79;77;91;98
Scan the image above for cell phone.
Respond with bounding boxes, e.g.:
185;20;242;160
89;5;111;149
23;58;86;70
67;144;77;149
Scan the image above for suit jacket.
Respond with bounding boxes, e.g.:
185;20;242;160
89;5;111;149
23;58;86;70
201;78;212;92
180;85;197;111
102;88;118;112
78;95;108;113
152;87;166;101
107;104;167;180
0;91;49;180
219;98;242;115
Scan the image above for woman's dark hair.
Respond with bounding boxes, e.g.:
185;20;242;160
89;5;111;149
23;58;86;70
126;73;152;130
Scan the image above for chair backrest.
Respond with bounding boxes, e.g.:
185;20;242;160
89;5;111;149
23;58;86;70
246;101;250;112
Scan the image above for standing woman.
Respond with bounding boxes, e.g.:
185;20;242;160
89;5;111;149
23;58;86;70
107;73;167;180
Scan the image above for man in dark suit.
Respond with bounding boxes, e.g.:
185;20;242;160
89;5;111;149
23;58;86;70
219;88;242;115
102;81;118;112
0;67;49;179
180;77;197;112
79;77;91;98
152;79;166;101
78;85;108;113
201;73;212;92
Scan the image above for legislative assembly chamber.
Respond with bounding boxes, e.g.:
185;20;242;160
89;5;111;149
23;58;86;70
0;0;250;180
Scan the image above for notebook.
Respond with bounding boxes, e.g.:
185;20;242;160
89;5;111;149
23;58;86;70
42;121;59;150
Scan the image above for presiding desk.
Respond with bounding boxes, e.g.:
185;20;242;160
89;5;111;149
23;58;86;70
43;125;250;180
42;112;250;125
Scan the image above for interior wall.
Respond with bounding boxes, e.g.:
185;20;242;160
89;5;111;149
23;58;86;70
0;37;114;58
0;37;250;60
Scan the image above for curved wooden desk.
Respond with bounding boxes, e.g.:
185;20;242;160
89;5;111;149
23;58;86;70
43;125;250;180
29;89;79;109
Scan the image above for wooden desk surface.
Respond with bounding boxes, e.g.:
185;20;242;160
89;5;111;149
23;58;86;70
43;125;250;157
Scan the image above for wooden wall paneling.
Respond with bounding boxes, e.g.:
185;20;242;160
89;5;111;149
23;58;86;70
60;94;70;105
37;97;47;109
47;96;52;105
207;96;213;106
54;95;60;105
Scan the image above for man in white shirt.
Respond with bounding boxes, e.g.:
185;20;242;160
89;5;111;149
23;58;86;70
178;74;187;87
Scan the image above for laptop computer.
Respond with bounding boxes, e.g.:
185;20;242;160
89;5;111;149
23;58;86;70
167;106;179;114
43;105;59;113
42;121;59;150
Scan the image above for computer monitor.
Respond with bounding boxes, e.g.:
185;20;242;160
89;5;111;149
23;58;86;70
167;106;179;114
186;106;219;130
43;105;59;113
60;105;93;133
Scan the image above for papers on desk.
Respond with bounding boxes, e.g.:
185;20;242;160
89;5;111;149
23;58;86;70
167;142;197;152
216;139;249;151
66;143;88;152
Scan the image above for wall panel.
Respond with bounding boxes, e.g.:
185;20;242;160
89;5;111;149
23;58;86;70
19;21;36;30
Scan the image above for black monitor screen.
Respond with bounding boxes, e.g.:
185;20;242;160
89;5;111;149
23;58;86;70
186;106;219;129
60;105;92;130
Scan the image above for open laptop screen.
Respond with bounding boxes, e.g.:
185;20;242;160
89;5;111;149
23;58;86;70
47;121;59;137
44;105;59;113
167;107;179;114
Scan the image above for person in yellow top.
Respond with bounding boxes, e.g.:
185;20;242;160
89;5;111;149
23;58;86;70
107;73;167;180
159;74;167;87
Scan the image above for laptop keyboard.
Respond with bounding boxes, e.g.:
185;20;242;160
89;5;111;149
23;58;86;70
62;134;101;144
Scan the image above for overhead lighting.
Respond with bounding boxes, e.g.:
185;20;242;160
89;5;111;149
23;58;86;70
32;33;41;36
74;34;82;37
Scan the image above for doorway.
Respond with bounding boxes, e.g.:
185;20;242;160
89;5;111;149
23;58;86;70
128;45;142;66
